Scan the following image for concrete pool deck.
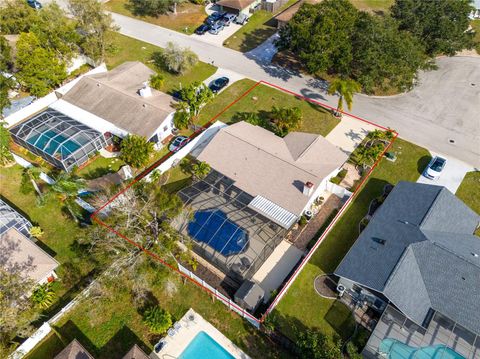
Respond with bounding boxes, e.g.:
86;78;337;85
152;308;250;359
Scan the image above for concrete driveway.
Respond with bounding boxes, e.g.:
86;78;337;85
245;33;279;64
417;152;474;193
191;22;243;46
325;114;378;155
202;68;244;93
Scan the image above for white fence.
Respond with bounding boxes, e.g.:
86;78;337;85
177;263;260;328
326;181;353;200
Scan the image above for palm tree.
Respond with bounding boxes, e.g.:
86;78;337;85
191;161;210;180
23;166;43;197
327;78;362;116
31;283;56;309
29;226;44;239
49;172;86;221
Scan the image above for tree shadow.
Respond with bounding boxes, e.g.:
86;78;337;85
417;155;431;175
239;27;277;53
324;300;356;339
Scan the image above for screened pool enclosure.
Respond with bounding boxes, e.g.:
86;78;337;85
10;109;109;171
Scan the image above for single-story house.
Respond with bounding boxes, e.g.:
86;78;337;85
216;0;261;15
54;339;94;359
0;199;59;286
9;62;176;171
196;121;348;228
274;0;319;28
54;339;149;359
335;181;480;337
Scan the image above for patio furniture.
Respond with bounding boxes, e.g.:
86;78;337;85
173;322;181;331
167;328;176;337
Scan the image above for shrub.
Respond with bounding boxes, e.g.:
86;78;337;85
120;134;155;169
329;176;342;185
149;73;164;90
31;283;56;308
298;215;307;226
142;306;172;334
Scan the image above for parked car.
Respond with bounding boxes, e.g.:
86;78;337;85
235;13;249;25
220;13;237;26
195;23;211;35
205;11;225;25
423;156;447;180
209;77;230;93
209;22;224;35
27;0;42;9
169;136;190;152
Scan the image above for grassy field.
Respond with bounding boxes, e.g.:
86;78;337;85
456;171;480;215
350;0;394;13
197;79;339;136
223;0;296;52
274;138;430;340
105;0;207;34
77;156;125;179
106;32;217;94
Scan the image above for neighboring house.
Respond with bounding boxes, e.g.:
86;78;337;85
54;340;148;359
274;0;319;28
216;0;261;15
469;0;480;19
9;62;176;171
196;121;348;228
335;182;480;339
54;339;94;359
0;199;59;286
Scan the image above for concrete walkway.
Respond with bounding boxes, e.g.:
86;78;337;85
110;12;480;167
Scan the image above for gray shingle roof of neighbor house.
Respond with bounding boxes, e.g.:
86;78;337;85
54;339;94;359
60;61;175;139
335;181;480;334
121;344;150;359
196;121;348;217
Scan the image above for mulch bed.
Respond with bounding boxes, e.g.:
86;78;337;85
314;274;337;299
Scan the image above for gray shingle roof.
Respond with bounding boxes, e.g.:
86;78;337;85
335;181;480;334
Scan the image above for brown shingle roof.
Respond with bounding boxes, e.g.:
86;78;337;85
1;228;59;284
54;339;94;359
196;121;347;216
217;0;256;10
121;344;149;359
61;62;175;139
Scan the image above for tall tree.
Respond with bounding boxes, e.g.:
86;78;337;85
129;0;177;17
270;106;302;136
15;32;67;97
0;120;13;165
48;172;86;221
154;42;198;74
391;0;474;56
173;82;213;128
120;134;155;169
0;0;38;34
277;0;358;76
68;0;118;63
0;36;12;72
296;329;342;359
327;78;361;114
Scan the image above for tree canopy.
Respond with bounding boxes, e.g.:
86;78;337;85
391;0;474;56
277;0;470;94
129;0;177;17
154;42;198;74
296;329;342;359
120;134;155;169
173;82;213;128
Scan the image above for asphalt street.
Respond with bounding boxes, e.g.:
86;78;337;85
110;13;480;167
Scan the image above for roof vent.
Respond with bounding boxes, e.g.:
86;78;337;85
372;237;386;245
139;82;152;98
472;252;479;258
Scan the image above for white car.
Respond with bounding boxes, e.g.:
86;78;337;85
168;136;190;152
423;156;447;180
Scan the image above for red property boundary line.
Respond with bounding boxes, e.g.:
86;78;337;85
91;80;398;325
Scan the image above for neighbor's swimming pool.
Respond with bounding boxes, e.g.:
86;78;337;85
187;209;248;256
379;338;466;359
179;331;234;359
27;130;81;157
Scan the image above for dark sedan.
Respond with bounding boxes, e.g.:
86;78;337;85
195;23;211;35
27;0;42;9
209;77;230;93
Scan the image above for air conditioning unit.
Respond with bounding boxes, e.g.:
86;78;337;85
336;284;346;297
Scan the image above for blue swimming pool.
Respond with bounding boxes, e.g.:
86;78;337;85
179;331;234;359
379;338;466;359
27;130;80;157
187;209;248;256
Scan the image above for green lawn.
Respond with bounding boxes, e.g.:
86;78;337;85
197;79;339;136
223;0;296;52
274;138;430;340
77;156;125;179
456;171;480;215
105;0;207;34
106;32;217;94
0;165;96;308
350;0;394;13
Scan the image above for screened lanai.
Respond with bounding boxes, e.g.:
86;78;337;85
174;170;286;284
0;198;32;237
10;109;109;171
